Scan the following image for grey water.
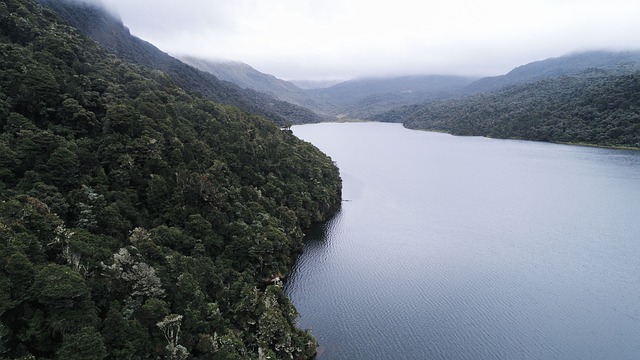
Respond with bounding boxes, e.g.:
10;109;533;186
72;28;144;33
285;122;640;360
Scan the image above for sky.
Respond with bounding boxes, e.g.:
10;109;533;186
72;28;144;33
97;0;640;81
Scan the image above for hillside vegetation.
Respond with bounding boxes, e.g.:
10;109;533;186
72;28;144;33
308;75;475;119
0;0;341;359
178;55;477;120
178;57;333;117
167;41;640;148
376;69;640;148
465;51;640;94
37;0;322;126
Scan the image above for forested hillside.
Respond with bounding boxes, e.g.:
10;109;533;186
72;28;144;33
37;0;322;126
464;51;640;94
177;54;478;121
0;0;341;359
377;69;640;148
307;75;475;119
178;57;334;117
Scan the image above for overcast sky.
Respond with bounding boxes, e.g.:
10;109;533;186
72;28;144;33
98;0;640;81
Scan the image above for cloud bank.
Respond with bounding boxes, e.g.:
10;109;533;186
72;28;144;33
100;0;640;80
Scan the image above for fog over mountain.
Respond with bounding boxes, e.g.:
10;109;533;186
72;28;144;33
465;50;640;94
41;0;640;124
90;0;640;81
177;50;640;121
37;0;322;124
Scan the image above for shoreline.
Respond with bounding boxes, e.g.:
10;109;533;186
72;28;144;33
298;121;640;152
314;345;326;359
401;124;640;152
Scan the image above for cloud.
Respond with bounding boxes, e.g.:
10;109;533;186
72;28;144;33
101;0;244;38
99;0;640;80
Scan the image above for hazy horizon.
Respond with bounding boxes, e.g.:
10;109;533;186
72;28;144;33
91;0;640;81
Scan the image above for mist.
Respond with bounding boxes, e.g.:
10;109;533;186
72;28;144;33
97;0;640;80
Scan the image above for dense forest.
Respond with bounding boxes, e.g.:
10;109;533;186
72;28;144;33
464;50;640;94
36;0;322;126
375;69;640;148
178;57;334;118
306;75;475;119
0;0;341;359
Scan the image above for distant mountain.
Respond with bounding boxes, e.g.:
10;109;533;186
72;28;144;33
179;56;334;116
314;75;476;99
289;79;343;90
179;57;301;94
465;50;640;93
310;75;477;119
177;57;478;120
37;0;321;125
376;68;640;148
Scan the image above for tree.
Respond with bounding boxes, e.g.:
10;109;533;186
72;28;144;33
46;145;79;190
102;104;142;137
55;327;107;360
31;264;98;335
103;247;165;299
4;252;34;302
0;1;342;357
156;314;189;360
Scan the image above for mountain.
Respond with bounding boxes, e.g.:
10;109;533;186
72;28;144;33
374;51;640;149
465;50;640;93
289;79;343;90
177;55;477;120
377;68;640;148
310;75;477;119
179;57;303;96
0;0;341;358
36;0;322;125
179;56;334;116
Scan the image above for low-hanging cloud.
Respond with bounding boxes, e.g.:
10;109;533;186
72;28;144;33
99;0;640;80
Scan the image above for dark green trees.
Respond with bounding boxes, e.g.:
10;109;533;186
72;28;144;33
56;327;107;360
379;70;640;148
0;0;341;358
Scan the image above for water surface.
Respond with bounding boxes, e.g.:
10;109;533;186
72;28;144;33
285;122;640;360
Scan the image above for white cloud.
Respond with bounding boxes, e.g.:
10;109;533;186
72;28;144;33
99;0;640;80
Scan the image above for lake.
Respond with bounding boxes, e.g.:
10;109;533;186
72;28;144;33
285;122;640;360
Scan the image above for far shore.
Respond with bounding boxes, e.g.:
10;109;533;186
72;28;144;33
294;120;640;152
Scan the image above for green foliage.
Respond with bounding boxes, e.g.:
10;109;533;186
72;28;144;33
0;0;341;358
378;69;640;148
37;0;322;126
56;327;107;360
4;253;34;303
33;264;88;303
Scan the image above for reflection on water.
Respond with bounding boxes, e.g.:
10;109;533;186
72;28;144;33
286;123;640;360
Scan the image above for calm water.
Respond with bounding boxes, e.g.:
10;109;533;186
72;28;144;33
285;122;640;360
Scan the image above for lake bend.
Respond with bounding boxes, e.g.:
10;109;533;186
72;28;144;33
285;122;640;360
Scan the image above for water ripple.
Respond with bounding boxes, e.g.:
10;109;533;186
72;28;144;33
287;123;640;360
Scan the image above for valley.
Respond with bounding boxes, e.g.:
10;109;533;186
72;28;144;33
1;0;639;359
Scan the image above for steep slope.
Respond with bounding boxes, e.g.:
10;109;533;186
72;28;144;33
0;0;341;358
465;51;640;93
177;56;478;120
37;0;322;125
179;56;334;116
179;57;303;96
379;69;640;148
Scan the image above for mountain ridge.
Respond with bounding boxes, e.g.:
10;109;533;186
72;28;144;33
465;50;640;93
172;48;640;125
375;68;640;148
0;0;341;358
309;75;477;118
179;56;335;116
37;0;322;125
